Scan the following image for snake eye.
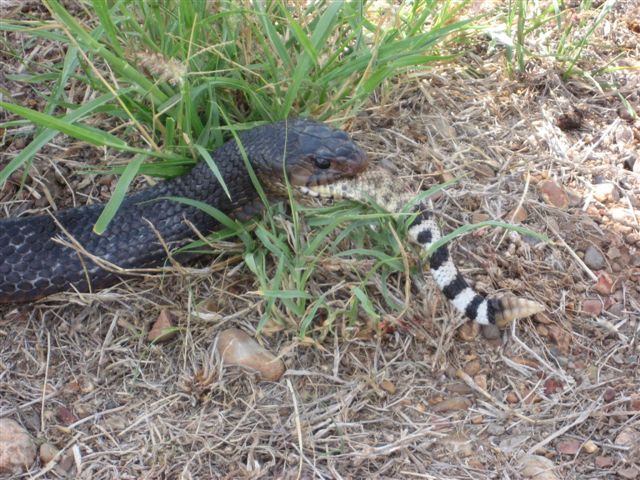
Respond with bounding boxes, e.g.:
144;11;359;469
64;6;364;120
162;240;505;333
313;156;332;169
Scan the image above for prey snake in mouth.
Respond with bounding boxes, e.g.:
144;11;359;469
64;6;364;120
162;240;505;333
0;119;542;325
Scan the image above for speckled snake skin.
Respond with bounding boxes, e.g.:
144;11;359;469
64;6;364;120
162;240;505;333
0;119;367;303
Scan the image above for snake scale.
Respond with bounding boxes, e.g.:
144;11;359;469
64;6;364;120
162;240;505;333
0;119;542;325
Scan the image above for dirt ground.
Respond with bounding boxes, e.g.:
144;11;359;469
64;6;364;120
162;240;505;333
1;2;639;479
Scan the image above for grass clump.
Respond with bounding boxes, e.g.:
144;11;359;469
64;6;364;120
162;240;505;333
1;0;477;333
500;0;617;79
0;0;604;334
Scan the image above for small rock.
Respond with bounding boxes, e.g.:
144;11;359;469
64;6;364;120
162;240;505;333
615;427;640;448
594;272;615;295
583;245;606;270
464;359;481;376
39;443;60;464
55;405;77;426
610;207;636;222
216;328;285;382
548;326;571;354
507;206;528;223
581;298;602;316
471;415;484;424
539;180;569;209
510;356;540;369
618;466;640;480
431;396;472;412
629;394;640;411
487;424;505;436
445;382;473;394
607;245;623;259
472;212;490;223
557;439;582;455
626;232;640;246
498;434;529;453
518;454;559;480
481;324;501;340
0;419;36;474
603;387;616;403
148;309;179;343
458;321;480;341
592;182;618;203
615;124;634;144
56;451;75;474
442;434;474;456
622;152;637;171
505;392;519;404
379;379;396;395
543;377;564;395
583;440;598;454
595;455;614;468
473;374;487;391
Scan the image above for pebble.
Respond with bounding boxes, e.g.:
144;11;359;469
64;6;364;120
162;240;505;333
379;379;397;395
431;396;472;412
610;207;636;222
147;309;179;343
617;466;640;480
626;232;640;246
581;298;602;316
557;439;582;455
216;328;285;382
614;426;640;448
0;419;36;474
538;180;569;209
593;272;614;295
507;206;528;223
518;454;559;480
592;182;618;202
583;245;606;270
464;359;481;376
39;443;59;464
482;324;501;340
595;455;614;468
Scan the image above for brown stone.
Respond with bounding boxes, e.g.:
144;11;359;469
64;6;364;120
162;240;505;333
0;419;36;474
538;180;569;209
216;328;285;382
148;309;179;343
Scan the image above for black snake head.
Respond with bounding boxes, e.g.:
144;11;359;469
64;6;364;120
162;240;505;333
256;119;368;195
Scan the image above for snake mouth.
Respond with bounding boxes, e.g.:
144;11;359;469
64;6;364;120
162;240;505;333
288;149;369;190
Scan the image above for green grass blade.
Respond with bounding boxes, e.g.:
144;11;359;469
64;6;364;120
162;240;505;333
426;220;550;256
93;154;145;234
193;144;231;200
0;90;130;187
92;0;125;57
0;100;129;149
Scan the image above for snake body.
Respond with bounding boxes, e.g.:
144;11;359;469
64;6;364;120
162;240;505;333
0;119;366;303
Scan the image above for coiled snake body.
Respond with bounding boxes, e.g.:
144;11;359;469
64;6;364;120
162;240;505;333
0;119;542;325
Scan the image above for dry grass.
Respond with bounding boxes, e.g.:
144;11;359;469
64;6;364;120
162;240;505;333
1;1;639;479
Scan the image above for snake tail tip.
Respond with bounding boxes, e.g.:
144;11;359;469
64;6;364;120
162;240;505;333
493;296;545;328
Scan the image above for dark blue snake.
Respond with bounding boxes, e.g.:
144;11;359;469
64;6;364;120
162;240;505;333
0;119;367;303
